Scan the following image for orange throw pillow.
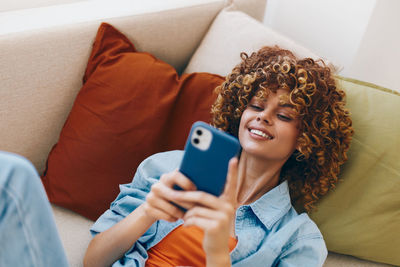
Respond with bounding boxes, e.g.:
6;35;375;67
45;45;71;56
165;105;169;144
41;23;224;220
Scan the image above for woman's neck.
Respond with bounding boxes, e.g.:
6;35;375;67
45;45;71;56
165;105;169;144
235;151;284;205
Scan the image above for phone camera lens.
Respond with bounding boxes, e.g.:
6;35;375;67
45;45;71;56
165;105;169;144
193;138;200;144
196;129;203;136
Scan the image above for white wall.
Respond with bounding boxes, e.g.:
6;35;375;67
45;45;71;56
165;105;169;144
346;0;400;91
0;0;83;12
264;0;400;91
264;0;376;71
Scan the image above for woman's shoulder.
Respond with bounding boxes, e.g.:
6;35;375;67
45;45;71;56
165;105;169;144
145;150;184;160
132;150;184;184
282;208;324;239
276;209;328;263
138;150;184;173
265;206;326;250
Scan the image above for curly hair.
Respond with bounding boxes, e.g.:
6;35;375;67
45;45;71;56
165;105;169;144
211;46;354;212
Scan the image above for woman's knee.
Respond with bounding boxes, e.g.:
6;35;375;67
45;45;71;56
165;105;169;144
0;151;40;191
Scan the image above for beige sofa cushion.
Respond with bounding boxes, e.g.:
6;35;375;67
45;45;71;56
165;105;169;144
52;205;93;267
231;0;267;22
184;6;323;76
324;253;393;267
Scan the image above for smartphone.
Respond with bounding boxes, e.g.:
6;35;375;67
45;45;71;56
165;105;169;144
179;121;241;196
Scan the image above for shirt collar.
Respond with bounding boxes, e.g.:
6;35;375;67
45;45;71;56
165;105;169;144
247;180;292;230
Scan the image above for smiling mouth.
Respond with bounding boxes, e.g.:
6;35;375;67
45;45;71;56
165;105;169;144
249;128;273;140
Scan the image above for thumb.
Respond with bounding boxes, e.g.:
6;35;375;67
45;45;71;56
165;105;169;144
222;157;239;203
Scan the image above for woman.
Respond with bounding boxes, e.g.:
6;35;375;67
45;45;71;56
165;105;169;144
84;46;353;266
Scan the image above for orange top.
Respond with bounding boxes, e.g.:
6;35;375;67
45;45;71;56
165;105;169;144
146;225;237;267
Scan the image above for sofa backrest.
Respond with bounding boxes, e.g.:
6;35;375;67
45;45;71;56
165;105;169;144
0;0;266;173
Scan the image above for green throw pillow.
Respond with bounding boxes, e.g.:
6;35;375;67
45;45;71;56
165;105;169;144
310;77;400;266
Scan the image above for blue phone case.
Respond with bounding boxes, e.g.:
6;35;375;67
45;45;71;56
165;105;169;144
179;121;241;196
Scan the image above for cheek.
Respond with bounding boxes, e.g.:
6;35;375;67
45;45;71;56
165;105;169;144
279;125;299;145
238;110;250;134
238;118;246;142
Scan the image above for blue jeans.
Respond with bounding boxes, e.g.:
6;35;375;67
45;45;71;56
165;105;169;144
0;151;69;267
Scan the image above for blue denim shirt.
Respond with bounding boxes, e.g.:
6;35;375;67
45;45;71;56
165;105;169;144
91;150;327;266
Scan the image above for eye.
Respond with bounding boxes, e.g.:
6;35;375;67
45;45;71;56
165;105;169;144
277;114;292;121
249;104;263;111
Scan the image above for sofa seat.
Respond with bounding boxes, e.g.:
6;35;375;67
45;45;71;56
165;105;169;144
52;205;394;267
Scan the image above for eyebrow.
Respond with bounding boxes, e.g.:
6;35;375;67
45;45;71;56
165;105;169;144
279;102;295;108
278;94;294;108
252;96;295;108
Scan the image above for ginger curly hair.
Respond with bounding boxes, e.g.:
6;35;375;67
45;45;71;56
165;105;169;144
211;46;354;212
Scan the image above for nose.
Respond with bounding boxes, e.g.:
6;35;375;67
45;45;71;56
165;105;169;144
256;109;273;125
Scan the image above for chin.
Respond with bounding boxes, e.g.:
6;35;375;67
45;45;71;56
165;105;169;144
242;146;293;163
241;145;268;159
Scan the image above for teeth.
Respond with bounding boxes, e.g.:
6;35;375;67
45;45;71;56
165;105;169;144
250;129;272;139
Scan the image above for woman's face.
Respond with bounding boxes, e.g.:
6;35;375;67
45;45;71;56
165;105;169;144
238;89;300;162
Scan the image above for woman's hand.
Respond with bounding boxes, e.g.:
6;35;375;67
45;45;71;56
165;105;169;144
143;169;197;222
84;171;196;267
171;158;239;266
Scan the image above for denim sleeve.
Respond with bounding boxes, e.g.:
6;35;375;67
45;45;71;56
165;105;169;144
277;235;328;267
90;150;183;267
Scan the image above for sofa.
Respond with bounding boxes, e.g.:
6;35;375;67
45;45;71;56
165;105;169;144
1;0;398;266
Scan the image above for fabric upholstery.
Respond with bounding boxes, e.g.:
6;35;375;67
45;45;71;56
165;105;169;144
310;77;400;266
184;7;323;76
41;23;224;220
